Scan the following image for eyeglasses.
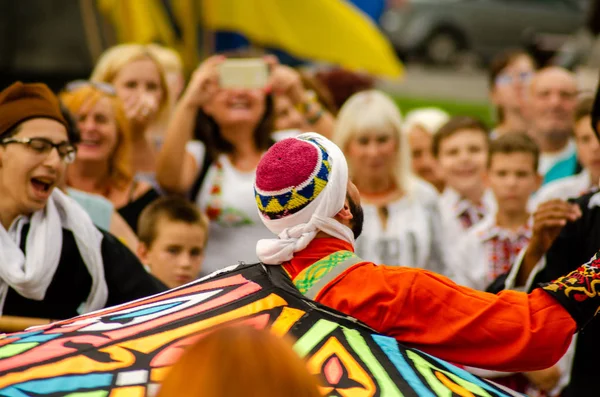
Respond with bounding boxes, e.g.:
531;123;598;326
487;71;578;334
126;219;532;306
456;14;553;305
64;80;117;96
1;137;77;164
495;71;534;86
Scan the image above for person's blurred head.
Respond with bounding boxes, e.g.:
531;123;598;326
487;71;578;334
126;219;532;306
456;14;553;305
333;90;412;193
314;67;375;110
433;116;489;199
528;67;578;150
197;51;275;156
274;94;310;132
146;44;185;103
403;108;450;192
273;72;337;133
0;82;72;227
91;44;169;123
60;81;132;190
156;326;322;397
573;96;600;184
487;133;541;215
137;196;208;289
489;50;536;126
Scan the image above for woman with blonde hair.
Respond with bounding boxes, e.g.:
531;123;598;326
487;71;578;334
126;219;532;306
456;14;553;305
91;44;169;175
332;90;449;275
157;326;322;397
60;82;160;232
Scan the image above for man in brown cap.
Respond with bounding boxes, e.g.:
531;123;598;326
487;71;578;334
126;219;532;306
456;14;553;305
0;82;165;322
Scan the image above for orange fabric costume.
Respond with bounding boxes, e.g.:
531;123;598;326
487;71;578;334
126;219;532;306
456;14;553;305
283;238;576;372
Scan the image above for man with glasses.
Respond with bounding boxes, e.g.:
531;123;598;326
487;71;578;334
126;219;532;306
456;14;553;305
0;81;165;323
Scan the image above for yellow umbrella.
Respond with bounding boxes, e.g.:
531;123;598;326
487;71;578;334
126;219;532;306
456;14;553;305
201;0;403;78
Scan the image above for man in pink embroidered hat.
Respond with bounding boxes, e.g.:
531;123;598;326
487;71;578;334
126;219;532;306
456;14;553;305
254;132;600;373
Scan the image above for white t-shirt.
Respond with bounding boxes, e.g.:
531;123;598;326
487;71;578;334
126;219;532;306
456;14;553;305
355;180;451;276
195;154;274;275
439;187;497;245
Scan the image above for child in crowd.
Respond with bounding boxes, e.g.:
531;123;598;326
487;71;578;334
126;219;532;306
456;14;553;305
453;133;541;290
137;196;208;289
433;116;496;243
453;133;571;397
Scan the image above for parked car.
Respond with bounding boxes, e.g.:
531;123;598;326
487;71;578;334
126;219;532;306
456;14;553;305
380;0;587;65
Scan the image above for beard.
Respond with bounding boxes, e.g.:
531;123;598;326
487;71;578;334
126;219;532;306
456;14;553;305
346;194;364;240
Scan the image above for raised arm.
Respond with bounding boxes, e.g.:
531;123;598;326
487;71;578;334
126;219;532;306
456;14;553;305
515;199;582;286
109;210;139;252
267;60;335;139
156;56;224;194
319;263;582;372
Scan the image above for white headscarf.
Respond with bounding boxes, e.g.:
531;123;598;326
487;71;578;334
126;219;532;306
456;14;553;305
256;132;355;264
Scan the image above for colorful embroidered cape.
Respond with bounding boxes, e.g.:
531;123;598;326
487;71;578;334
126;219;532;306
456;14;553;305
0;264;522;397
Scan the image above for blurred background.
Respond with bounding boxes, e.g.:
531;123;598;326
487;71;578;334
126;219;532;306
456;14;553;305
1;0;599;125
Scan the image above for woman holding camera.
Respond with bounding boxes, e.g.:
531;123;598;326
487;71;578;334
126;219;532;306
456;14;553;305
157;55;330;274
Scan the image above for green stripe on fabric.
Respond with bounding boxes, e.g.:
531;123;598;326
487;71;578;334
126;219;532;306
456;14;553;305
294;250;355;294
344;328;404;397
293;319;339;357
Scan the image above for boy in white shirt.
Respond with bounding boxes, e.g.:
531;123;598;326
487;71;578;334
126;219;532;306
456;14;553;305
432;116;496;245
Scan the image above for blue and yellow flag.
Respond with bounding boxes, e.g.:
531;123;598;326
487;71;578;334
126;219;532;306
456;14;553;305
97;0;403;78
201;0;403;78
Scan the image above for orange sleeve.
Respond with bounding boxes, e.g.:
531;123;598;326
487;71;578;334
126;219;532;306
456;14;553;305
317;263;576;372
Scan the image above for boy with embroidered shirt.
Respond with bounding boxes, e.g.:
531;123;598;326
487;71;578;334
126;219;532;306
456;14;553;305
137;197;208;289
453;133;541;290
433;116;497;245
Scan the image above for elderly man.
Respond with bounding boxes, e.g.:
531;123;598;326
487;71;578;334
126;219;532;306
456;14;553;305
527;67;579;184
254;132;600;375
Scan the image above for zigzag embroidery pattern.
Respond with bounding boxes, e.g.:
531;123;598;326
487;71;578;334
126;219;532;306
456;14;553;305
255;139;331;220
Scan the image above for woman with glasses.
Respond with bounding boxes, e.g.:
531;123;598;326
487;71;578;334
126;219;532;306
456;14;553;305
489;50;537;139
60;82;161;233
0;82;165;321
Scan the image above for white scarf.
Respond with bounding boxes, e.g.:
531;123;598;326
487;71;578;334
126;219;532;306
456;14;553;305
0;189;108;315
256;132;355;264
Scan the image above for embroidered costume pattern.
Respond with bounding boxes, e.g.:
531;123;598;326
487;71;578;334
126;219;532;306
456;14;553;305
205;161;253;227
541;258;600;329
294;250;356;294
